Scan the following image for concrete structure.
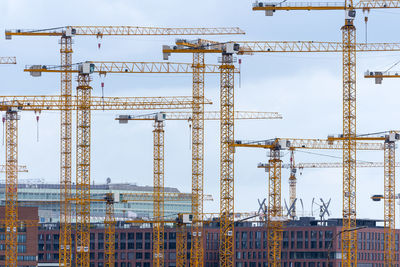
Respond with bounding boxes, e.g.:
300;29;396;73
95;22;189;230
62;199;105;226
0;182;192;223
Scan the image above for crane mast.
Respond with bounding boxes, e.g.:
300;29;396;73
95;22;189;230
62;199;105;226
190;53;205;267
104;193;115;267
60;32;73;267
75;72;92;267
153;118;165;267
384;137;396;265
267;147;283;266
5;109;19;267
341;9;358;266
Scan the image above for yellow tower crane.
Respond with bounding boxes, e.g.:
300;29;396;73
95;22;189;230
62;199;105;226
26;61;238;267
163;38;400;267
0;94;210;267
116;110;282;267
6;25;244;267
252;2;400;266
0;57;16;64
259;159;400;220
232;137;387;267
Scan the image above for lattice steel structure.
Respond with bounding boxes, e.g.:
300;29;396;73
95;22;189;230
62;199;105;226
190;53;205;267
5;110;19;267
384;140;396;265
176;222;187;267
341;15;358;267
268;148;283;267
60;34;73;267
75;73;92;267
153;121;165;267
104;193;115;267
219;53;235;267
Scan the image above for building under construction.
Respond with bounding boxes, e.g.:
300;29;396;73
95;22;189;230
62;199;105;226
0;182;193;223
1;206;398;267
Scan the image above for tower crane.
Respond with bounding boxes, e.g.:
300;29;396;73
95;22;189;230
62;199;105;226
0;57;16;64
6;25;244;267
162;38;400;267
251;2;400;266
0;94;210;267
259;160;400;220
232;137;388;267
26;60;238;267
116;110;282;267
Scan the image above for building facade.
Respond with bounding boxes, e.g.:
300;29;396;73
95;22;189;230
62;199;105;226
0;183;192;223
35;217;399;267
0;206;38;267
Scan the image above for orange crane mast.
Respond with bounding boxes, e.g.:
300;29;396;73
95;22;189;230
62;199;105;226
232;137;387;267
0;94;210;267
6;25;244;267
162;38;400;267
251;2;400;266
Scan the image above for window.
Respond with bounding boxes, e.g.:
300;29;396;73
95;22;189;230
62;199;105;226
18;245;26;253
128;243;134;249
145;232;151;240
136;233;143;240
297;231;303;239
120;233;126;240
120;242;126;250
242;232;247;240
98;242;104;250
98;252;104;259
98;233;104;240
128;233;134;240
136;253;143;259
136;242;143;249
145;252;150;259
169;233;176;240
18;234;26;243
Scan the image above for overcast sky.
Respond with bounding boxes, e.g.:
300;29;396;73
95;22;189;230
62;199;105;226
1;0;400;225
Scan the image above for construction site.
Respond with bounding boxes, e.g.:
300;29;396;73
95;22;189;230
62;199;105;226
1;1;400;267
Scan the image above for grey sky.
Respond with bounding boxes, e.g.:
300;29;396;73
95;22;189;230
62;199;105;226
1;0;400;224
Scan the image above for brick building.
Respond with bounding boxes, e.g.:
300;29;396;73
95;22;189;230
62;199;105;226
36;217;399;267
0;206;39;267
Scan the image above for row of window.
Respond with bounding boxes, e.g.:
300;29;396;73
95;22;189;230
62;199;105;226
0;234;26;243
39;232;181;242
0;244;26;253
0;255;35;261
